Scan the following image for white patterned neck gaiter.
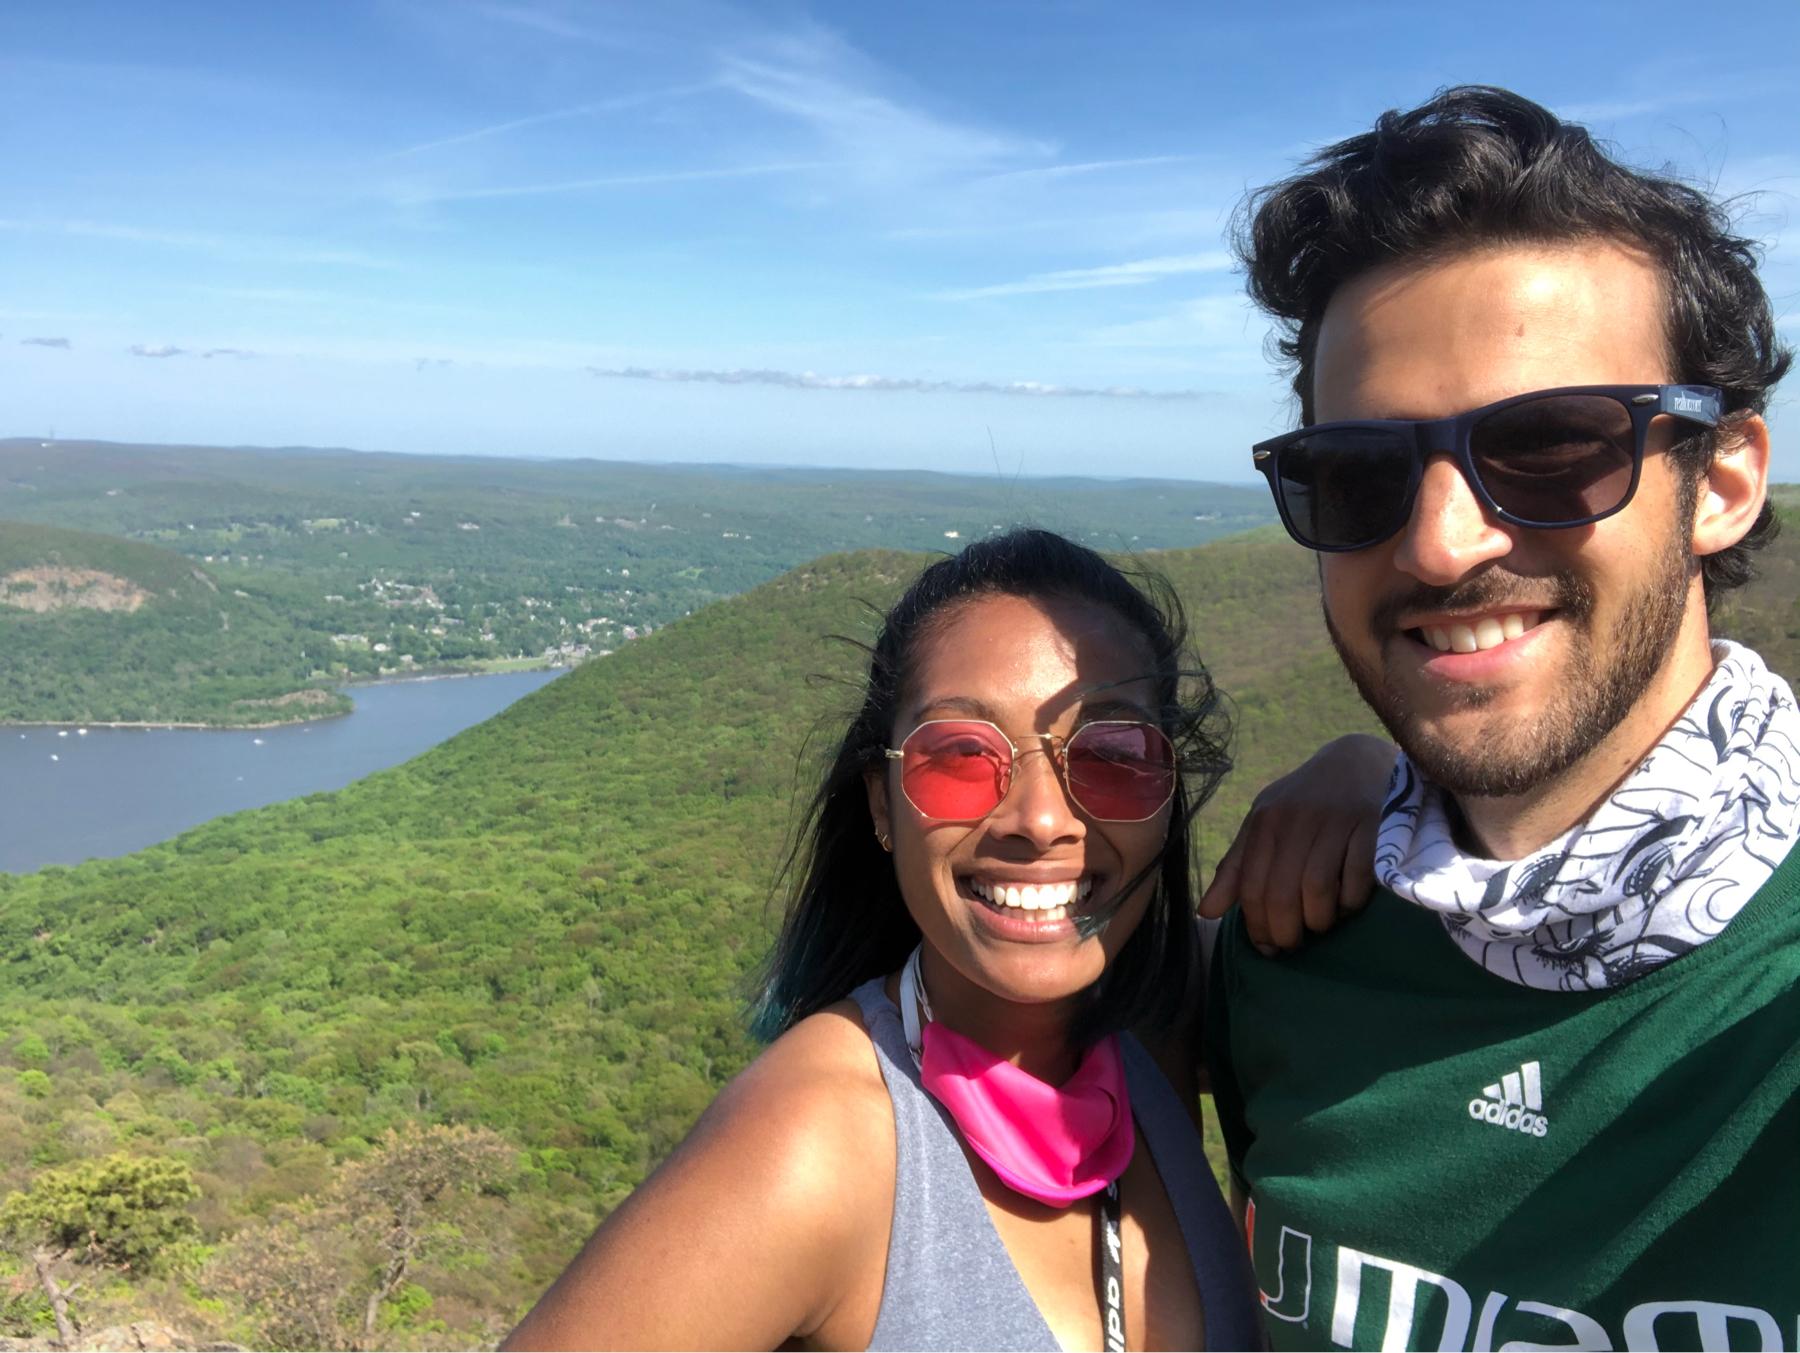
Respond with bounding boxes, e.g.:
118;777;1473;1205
1375;641;1800;991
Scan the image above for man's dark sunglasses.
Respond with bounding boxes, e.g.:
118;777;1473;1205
1251;384;1723;553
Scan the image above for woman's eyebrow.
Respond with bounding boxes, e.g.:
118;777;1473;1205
908;694;1002;722
1079;695;1156;720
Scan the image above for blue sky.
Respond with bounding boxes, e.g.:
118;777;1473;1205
3;0;1797;480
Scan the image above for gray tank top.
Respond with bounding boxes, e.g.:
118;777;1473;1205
849;978;1260;1351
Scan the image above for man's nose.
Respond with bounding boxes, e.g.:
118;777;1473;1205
1390;453;1514;584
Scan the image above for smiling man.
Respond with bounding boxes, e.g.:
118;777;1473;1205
1206;87;1799;1350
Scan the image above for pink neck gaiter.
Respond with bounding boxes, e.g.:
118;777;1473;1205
900;946;1135;1208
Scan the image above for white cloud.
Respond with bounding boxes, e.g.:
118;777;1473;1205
385;82;716;158
391;159;830;205
975;155;1194;186
1081;293;1273;373
0;218;392;269
20;337;71;349
885;207;1229;252
1555;94;1705;124
937;253;1234;302
129;343;186;358
463;1;670;48
588;364;1202;400
469;2;605;43
1556;74;1793;127
716;26;1050;184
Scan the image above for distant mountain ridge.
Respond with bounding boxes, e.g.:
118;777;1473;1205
0;437;1284;724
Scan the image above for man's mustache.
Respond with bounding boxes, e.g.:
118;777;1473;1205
1369;569;1594;632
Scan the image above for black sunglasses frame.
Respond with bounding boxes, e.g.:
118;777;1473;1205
1251;383;1724;553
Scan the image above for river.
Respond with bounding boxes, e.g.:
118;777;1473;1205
0;669;564;875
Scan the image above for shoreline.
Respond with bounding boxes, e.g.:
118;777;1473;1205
341;662;568;690
1;665;569;733
2;714;347;732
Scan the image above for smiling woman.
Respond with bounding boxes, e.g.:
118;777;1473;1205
503;528;1381;1351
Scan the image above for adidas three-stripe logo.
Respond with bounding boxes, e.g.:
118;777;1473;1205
1467;1059;1550;1137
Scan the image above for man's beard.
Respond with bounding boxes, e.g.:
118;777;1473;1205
1325;537;1694;800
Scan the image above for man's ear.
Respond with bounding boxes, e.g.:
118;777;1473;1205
865;769;891;849
1693;413;1771;558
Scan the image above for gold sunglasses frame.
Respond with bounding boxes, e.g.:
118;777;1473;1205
883;718;1177;823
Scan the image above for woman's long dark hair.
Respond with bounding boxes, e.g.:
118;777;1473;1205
751;528;1232;1044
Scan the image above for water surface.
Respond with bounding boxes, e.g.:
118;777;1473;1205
0;670;562;874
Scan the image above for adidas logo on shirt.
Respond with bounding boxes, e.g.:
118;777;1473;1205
1467;1060;1549;1137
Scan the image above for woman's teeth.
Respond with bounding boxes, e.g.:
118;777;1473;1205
968;878;1093;918
1419;610;1540;654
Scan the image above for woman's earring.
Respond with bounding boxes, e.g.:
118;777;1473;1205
877;829;893;852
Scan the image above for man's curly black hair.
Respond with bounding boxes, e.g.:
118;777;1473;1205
1235;84;1791;602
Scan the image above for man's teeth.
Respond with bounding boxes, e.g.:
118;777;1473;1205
969;878;1093;913
1421;611;1539;654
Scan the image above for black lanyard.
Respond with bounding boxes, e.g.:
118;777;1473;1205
1098;1178;1126;1352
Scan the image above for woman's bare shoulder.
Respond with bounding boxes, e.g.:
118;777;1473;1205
679;998;894;1203
502;998;897;1350
725;1000;891;1143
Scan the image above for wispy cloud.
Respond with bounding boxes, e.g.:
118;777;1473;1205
717;27;1050;183
0;54;276;106
20;336;71;349
1554;74;1790;126
885;207;1228;250
396;23;1059;212
197;286;350;306
123;342;258;360
471;2;598;42
589;364;1202;400
1081;293;1269;362
469;2;645;47
394;159;830;204
1556;92;1717;124
386;82;716;158
936;252;1234;301
0;218;392;269
976;155;1195;186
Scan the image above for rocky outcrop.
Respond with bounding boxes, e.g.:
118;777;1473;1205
1;567;152;614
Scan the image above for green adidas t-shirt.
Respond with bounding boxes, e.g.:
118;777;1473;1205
1206;840;1800;1352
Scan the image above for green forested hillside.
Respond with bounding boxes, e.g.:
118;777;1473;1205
0;521;1794;1346
0;439;1275;701
0;522;349;726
